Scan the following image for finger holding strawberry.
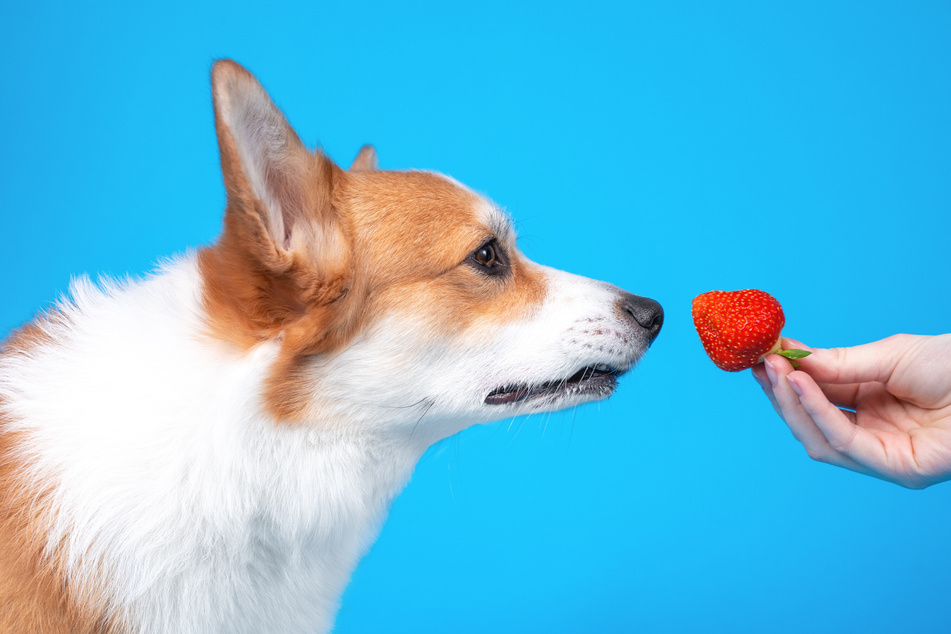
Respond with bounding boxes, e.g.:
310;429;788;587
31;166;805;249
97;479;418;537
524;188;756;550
752;334;951;489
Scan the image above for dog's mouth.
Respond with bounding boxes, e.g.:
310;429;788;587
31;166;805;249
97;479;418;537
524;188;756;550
484;364;621;406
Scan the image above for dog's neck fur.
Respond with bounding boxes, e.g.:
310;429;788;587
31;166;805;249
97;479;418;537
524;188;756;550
1;256;425;633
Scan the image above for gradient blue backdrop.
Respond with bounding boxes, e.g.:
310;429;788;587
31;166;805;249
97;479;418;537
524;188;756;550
3;2;950;632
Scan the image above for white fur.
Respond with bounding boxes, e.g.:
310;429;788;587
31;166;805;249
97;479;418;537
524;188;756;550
0;257;422;633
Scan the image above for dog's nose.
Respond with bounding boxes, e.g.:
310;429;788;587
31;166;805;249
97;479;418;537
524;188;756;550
617;293;663;344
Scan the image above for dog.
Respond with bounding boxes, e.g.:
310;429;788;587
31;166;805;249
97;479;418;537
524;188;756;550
0;60;662;633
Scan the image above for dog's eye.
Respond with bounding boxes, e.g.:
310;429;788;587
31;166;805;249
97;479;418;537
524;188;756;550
468;239;508;276
475;243;498;268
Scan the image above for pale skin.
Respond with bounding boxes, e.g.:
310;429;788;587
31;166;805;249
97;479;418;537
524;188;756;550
752;334;951;489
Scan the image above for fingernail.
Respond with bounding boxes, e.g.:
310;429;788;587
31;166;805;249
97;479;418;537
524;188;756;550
787;374;803;396
764;359;778;387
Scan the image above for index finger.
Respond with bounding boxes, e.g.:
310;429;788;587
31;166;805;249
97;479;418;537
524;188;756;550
787;336;904;386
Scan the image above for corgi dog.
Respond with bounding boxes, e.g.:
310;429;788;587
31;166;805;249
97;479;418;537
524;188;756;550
0;60;663;633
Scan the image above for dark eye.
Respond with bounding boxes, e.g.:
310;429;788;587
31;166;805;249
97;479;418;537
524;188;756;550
468;239;508;276
475;243;498;267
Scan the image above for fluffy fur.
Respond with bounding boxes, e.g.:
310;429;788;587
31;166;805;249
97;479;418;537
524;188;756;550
0;60;663;633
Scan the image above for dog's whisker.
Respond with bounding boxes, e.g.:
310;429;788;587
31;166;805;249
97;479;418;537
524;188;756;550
372;397;432;410
409;399;436;439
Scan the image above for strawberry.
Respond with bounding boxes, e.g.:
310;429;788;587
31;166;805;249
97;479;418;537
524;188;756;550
691;289;810;372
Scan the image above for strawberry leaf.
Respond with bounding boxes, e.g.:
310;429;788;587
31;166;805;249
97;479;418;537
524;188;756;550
778;349;811;360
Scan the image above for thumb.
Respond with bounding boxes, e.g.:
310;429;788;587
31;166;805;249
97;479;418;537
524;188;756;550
784;336;902;385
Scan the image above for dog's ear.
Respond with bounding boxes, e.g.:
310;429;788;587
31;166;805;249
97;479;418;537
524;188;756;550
205;61;353;353
349;145;379;172
211;60;348;277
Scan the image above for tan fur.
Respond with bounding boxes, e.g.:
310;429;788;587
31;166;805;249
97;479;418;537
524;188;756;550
1;319;55;355
338;170;547;332
0;381;122;633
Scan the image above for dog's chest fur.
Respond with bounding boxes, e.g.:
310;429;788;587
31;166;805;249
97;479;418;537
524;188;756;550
0;256;421;633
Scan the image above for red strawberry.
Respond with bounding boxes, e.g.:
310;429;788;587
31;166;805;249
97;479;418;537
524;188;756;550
691;289;810;372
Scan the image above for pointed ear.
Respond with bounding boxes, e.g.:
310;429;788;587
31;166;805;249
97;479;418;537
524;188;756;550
349;144;379;172
211;60;347;270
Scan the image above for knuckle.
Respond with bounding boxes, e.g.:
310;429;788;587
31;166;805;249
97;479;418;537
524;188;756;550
827;426;858;455
829;346;846;363
887;333;912;346
828;438;850;454
826;347;848;381
804;446;829;462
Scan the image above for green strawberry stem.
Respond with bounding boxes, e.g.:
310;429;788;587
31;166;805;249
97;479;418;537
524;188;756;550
761;340;812;369
777;348;811;368
778;349;811;360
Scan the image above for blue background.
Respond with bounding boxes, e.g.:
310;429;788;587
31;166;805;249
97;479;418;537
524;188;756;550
3;2;950;632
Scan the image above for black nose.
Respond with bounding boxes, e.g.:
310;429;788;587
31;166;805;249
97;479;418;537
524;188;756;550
617;293;663;344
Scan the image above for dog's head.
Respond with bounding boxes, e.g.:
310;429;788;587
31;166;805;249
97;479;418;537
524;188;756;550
200;61;662;444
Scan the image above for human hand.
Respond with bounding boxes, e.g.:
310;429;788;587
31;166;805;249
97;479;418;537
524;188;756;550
752;334;951;488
